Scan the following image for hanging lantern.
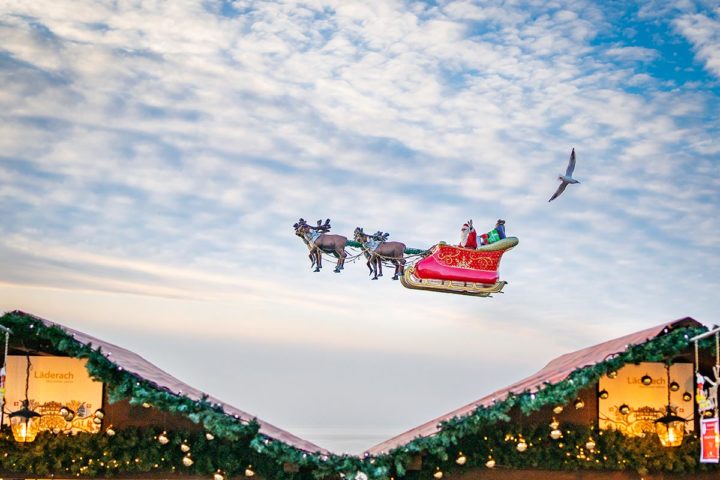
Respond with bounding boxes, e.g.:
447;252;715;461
607;370;618;379
205;432;215;441
682;391;692;402
9;400;41;443
245;465;255;477
552;405;564;414
669;381;680;392
432;467;443;479
655;364;686;447
213;471;225;480
598;389;609;400
574;398;585;409
106;425;116;436
10;355;42;443
455;452;467;465
485;458;496;468
550;429;562;440
655;407;686;447
94;409;105;419
158;432;170;445
181;442;191;452
641;374;653;386
618;404;630;415
182;455;194;467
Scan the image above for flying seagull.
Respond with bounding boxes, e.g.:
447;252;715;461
548;148;580;202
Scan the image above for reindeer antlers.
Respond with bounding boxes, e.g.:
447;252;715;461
316;218;332;232
371;231;390;241
294;218;332;231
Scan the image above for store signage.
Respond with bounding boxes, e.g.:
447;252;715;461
3;356;103;434
599;362;694;436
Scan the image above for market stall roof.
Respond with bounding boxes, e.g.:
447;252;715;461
367;316;701;455
5;310;326;454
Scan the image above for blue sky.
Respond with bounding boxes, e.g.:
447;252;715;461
1;0;719;454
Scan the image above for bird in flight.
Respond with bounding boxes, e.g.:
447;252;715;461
549;148;580;202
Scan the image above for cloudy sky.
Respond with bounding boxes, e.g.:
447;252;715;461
1;0;719;454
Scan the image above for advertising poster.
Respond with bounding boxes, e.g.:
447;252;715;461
599;362;694;436
3;356;104;434
701;417;719;463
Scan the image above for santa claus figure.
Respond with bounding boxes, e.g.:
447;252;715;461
459;220;478;249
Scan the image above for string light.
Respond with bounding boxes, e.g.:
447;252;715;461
158;432;169;445
485;457;496;468
244;465;255;477
455;452;467;465
432;467;443;479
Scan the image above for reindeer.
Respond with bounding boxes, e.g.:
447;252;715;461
354;227;406;280
293;219;348;273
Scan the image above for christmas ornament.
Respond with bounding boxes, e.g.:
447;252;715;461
516;436;528;452
585;439;596;451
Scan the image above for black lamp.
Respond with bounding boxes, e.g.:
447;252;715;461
8;355;41;443
654;364;686;447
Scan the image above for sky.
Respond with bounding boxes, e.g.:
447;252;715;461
1;0;719;455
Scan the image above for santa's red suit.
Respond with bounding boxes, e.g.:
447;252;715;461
459;222;478;249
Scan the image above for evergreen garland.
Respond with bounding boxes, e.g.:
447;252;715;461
346;240;428;256
0;311;715;479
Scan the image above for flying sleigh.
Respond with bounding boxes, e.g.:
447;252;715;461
293;218;518;297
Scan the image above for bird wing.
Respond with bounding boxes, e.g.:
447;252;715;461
548;181;568;202
565;148;576;177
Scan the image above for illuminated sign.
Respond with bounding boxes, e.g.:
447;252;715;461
3;356;104;435
599;362;694;436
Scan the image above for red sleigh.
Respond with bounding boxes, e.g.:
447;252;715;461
401;237;518;296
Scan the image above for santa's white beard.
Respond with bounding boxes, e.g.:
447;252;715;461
460;229;469;246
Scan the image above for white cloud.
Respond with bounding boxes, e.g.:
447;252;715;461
674;8;720;78
605;46;659;62
0;0;719;453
